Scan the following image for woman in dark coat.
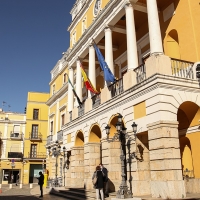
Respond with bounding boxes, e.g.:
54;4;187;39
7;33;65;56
92;165;105;200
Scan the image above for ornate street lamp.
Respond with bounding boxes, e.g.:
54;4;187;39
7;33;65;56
48;141;67;187
105;114;137;199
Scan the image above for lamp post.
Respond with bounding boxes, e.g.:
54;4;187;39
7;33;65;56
47;141;66;187
105;113;137;199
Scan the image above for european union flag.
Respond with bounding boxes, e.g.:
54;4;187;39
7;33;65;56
93;43;116;83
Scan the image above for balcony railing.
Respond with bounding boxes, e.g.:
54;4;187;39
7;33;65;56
171;58;194;79
134;64;146;84
69;111;72;122
28;152;46;159
47;134;53;145
10;132;23;140
78;105;85;117
29;133;42;140
92;94;101;108
8;152;23;159
109;78;124;98
57;130;63;141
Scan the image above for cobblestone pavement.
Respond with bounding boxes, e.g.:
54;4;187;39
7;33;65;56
0;184;67;200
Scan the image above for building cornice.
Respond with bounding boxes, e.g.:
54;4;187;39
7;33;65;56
46;83;68;106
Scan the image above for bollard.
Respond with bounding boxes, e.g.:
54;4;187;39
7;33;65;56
9;184;12;189
20;184;22;188
30;183;33;188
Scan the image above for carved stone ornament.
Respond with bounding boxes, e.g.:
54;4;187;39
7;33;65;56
93;0;101;16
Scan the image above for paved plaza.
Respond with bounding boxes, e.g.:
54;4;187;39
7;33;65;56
0;184;66;200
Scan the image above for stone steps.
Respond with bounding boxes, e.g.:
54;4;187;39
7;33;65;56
50;187;116;200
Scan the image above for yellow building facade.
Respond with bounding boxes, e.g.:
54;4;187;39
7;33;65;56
0;109;26;184
46;0;200;199
23;92;49;184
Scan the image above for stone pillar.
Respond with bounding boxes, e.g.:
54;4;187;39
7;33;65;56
88;44;96;98
101;138;121;192
70;147;84;188
146;0;163;55
68;67;74;112
105;26;114;75
84;143;101;189
126;133;151;196
123;3;138;90
76;60;82;107
147;121;186;199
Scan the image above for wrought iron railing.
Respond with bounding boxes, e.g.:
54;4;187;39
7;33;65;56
69;111;72;122
57;130;63;141
171;58;194;79
47;135;53;145
109;78;123;98
92;94;101;108
78;105;84;117
29;133;42;140
134;64;146;83
28;152;46;159
10;132;23;140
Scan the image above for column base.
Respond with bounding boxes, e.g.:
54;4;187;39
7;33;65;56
100;87;111;104
123;70;136;91
145;55;172;78
84;98;93;113
72;107;78;120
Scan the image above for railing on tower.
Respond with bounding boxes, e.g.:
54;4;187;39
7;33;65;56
171;58;194;79
92;94;101;108
57;130;63;142
134;64;146;84
47;134;53;145
78;102;85;117
69;111;72;122
109;78;123;98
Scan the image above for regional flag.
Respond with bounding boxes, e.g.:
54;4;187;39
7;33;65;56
80;62;99;95
66;73;83;108
93;43;116;83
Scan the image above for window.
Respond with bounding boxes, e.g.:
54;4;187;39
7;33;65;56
33;109;39;120
50;121;53;134
82;17;87;33
52;84;55;94
30;144;37;158
61;114;65;126
31;125;38;138
72;31;76;46
63;73;67;84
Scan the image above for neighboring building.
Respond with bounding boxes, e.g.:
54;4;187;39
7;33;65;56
23;92;49;184
0;109;26;184
46;0;200;199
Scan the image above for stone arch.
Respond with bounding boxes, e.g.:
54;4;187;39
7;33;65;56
88;123;101;142
178;101;200;178
165;29;180;59
74;131;84;147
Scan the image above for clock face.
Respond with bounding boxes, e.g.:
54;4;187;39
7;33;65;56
94;0;101;16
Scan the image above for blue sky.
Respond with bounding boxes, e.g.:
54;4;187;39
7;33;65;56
0;0;75;113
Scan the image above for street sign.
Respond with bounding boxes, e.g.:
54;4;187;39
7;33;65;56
11;163;15;167
11;159;15;163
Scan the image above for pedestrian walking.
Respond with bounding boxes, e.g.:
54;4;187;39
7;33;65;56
37;171;44;198
16;173;19;186
92;166;105;200
99;163;109;197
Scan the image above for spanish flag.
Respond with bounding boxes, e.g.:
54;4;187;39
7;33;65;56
80;63;99;95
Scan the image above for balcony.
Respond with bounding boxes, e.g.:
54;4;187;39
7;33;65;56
29;133;42;141
109;78;123;98
8;152;23;159
10;132;23;140
47;134;53;145
57;130;63;142
28;152;46;159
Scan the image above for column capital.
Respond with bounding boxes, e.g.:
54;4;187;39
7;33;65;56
104;25;113;33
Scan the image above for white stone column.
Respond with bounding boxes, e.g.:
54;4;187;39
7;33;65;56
67;67;74;112
146;0;163;54
104;26;114;75
125;3;138;70
88;44;96;98
75;60;82;107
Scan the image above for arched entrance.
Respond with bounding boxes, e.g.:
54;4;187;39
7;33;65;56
84;124;102;189
178;101;200;179
71;131;85;187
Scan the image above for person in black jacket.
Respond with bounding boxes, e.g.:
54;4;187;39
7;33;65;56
37;171;44;198
92;166;105;200
100;163;109;197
